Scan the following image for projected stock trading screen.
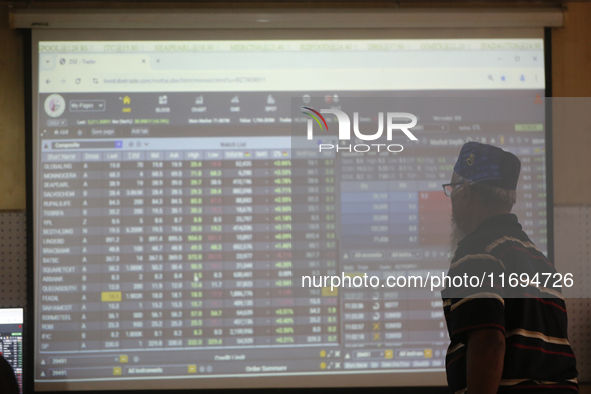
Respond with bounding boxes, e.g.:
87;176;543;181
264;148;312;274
33;33;547;391
34;90;548;386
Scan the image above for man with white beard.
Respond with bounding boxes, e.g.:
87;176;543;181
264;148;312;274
441;142;577;394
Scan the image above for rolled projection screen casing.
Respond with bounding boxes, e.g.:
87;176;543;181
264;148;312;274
31;27;546;391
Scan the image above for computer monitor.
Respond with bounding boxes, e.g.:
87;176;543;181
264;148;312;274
0;308;24;393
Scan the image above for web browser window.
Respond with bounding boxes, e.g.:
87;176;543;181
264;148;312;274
33;35;547;391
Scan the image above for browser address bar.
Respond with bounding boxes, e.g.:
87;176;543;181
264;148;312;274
39;68;544;93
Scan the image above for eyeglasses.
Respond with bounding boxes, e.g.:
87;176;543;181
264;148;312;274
442;182;465;197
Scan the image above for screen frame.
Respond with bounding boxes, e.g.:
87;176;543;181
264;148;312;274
24;27;552;394
544;26;555;265
24;27;34;394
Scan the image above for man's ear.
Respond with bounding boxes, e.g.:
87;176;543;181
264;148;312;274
465;183;485;209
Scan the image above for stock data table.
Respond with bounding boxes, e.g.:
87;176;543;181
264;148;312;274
39;140;341;357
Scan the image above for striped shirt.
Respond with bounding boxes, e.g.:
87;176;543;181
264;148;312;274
441;213;578;393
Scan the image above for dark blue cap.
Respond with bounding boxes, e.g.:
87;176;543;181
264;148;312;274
453;142;521;190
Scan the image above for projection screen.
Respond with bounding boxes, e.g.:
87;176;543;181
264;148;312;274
31;28;547;391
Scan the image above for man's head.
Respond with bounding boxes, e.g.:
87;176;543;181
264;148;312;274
448;142;521;246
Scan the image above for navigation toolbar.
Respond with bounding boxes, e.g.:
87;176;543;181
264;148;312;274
38;92;546;134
